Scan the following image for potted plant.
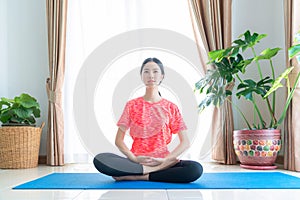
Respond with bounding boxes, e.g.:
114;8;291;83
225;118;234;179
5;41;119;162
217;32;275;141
194;30;300;169
0;93;44;169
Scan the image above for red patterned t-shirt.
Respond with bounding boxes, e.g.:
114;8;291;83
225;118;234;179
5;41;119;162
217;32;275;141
117;97;187;158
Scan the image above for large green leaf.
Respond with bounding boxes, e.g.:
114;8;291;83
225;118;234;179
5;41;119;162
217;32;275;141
0;100;10;111
0;110;11;123
255;48;281;61
289;44;300;59
198;88;227;113
236;88;253;100
195;67;231;112
0;97;14;104
14;107;33;119
236;58;254;73
236;77;272;100
234;30;267;51
233;39;246;46
15;93;39;109
198;94;214;112
208;49;226;61
195;69;218;91
288;30;300;59
32;107;41;118
264;67;294;98
212;54;244;83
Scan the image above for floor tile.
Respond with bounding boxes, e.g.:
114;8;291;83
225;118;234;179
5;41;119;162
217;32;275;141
167;189;300;200
74;190;168;200
0;189;82;200
167;190;205;199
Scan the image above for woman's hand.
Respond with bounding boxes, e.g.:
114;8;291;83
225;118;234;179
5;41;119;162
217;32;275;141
136;156;179;167
135;156;151;164
141;157;180;174
135;156;162;166
135;156;157;166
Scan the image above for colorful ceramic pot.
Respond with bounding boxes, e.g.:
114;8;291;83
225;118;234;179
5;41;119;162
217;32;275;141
233;129;281;169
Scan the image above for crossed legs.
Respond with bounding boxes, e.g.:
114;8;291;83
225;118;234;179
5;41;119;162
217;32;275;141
93;153;203;183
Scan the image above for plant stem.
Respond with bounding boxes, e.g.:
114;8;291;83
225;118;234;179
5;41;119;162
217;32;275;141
286;75;291;97
253;105;257;128
269;59;276;117
252;96;257;128
275;72;300;128
251;47;263;79
252;97;265;129
266;97;277;127
227;98;252;129
235;74;243;83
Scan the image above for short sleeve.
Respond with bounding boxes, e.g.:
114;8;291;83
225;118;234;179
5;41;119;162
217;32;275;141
169;104;187;134
117;101;131;132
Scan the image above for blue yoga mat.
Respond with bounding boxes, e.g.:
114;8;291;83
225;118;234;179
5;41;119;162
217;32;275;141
13;172;300;190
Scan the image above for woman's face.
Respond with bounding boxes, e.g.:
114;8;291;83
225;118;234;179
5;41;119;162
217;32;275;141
141;61;164;86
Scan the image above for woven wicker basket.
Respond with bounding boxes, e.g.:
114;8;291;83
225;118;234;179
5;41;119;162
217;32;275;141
0;123;44;169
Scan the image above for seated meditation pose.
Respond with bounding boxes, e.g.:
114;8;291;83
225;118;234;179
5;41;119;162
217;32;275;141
93;57;203;183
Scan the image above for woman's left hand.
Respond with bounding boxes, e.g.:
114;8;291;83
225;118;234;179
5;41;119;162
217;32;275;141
139;157;164;166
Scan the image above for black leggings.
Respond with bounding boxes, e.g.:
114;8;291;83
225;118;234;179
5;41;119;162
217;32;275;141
93;153;203;183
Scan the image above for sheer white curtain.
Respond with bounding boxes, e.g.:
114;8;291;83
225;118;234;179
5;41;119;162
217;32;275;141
64;0;212;163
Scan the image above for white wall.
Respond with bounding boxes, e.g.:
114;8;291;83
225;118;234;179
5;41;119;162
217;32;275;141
0;0;48;155
0;0;286;156
0;0;8;97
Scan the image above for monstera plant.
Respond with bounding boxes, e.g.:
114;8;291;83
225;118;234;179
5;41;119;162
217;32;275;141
195;30;300;169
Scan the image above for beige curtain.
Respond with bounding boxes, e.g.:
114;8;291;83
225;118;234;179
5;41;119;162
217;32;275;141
284;0;300;171
46;0;68;166
188;0;236;164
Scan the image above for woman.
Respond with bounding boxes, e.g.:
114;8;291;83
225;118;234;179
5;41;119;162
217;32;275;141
93;57;203;183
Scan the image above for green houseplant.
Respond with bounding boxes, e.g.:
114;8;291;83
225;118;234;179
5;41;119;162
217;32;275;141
195;30;300;169
0;93;44;169
0;93;41;126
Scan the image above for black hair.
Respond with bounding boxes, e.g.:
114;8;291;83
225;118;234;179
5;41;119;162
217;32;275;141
140;57;164;96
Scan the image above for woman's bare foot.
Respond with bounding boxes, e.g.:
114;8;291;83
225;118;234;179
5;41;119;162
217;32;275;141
143;157;179;174
113;174;149;181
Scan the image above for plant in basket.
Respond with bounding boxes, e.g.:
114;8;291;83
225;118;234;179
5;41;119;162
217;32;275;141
0;93;44;169
0;93;41;126
194;30;300;169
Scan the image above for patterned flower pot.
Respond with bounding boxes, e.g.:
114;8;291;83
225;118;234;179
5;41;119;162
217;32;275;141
233;129;281;170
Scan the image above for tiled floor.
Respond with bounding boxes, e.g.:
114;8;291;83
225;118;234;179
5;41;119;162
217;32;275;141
1;162;300;200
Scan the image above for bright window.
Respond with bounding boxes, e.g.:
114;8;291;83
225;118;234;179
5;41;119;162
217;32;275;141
65;0;212;163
